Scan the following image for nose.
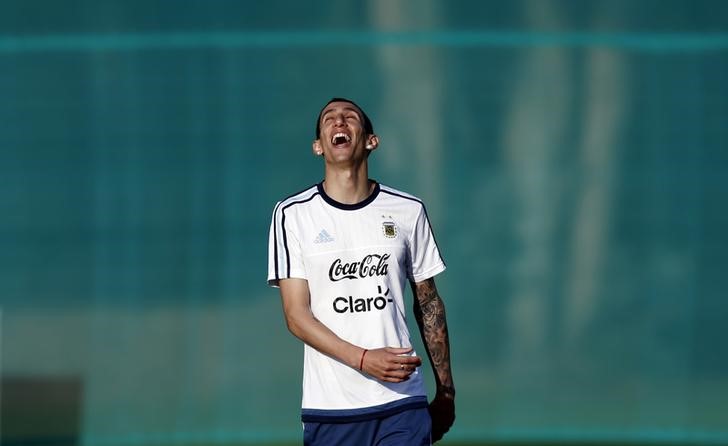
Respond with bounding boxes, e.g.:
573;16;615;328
334;114;345;126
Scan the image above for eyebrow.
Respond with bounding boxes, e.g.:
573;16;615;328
321;106;362;120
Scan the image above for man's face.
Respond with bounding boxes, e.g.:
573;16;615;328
316;101;368;161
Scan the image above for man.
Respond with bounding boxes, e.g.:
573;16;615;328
268;98;455;445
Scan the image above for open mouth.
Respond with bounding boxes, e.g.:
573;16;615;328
331;132;351;146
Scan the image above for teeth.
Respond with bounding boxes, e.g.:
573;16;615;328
332;133;351;144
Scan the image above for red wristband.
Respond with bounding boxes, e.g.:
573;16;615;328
359;349;368;371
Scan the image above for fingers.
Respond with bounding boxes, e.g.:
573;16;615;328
379;367;412;382
432;430;444;443
360;347;423;382
384;347;422;367
428;398;455;443
382;358;421;382
384;346;413;355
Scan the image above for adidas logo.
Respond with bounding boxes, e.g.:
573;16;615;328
314;229;335;244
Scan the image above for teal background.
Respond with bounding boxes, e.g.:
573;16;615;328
2;1;728;445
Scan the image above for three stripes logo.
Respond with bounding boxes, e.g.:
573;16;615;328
314;229;334;244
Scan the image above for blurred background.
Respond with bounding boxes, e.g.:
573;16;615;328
2;1;727;445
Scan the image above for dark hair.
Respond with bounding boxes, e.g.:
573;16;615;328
315;97;374;139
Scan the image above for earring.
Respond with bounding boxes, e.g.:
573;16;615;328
366;145;373;149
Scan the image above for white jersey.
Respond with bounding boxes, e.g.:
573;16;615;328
268;181;446;422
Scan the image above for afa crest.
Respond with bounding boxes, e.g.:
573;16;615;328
382;221;398;238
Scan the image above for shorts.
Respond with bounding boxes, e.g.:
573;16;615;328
303;407;432;446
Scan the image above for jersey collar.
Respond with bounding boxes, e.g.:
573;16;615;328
317;180;380;211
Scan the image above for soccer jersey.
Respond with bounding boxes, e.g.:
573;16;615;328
268;181;446;422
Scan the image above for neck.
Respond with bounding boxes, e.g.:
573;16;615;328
322;162;372;205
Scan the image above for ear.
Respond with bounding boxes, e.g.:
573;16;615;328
365;135;380;151
312;140;323;156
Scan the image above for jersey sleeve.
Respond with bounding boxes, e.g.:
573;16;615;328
267;202;307;287
408;204;446;283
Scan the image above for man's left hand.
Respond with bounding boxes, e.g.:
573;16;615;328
429;391;455;443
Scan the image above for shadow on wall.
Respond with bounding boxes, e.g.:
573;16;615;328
1;376;82;446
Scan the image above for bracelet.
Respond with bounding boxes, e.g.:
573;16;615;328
359;349;368;371
439;385;456;398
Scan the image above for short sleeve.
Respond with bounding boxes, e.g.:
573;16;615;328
267;202;307;287
408;204;446;283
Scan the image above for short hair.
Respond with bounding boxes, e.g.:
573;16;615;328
315;97;374;139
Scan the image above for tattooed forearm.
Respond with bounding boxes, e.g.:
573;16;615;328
411;278;455;396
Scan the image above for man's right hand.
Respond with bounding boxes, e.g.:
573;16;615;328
359;347;422;382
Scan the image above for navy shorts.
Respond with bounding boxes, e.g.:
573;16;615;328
303;407;432;446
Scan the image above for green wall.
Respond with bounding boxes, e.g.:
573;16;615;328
1;1;727;445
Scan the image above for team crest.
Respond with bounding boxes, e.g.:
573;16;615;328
382;221;398;238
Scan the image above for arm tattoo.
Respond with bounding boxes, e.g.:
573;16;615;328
411;278;455;396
